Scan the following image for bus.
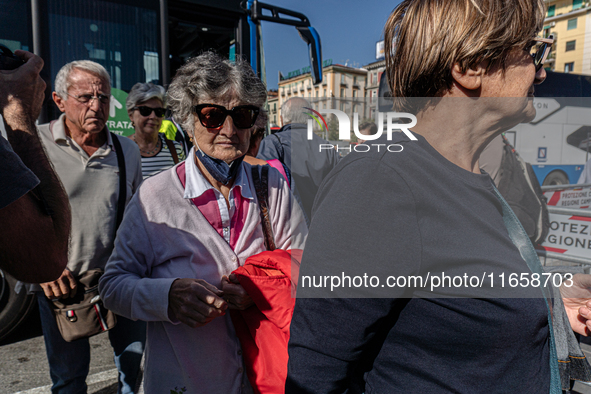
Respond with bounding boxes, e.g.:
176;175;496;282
0;0;322;341
504;71;591;186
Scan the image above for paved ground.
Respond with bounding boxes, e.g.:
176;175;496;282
0;330;117;394
2;303;591;393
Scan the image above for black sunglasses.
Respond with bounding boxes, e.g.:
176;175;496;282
528;35;554;72
134;106;166;118
193;104;260;129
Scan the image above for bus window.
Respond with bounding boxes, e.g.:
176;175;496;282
169;19;236;74
168;3;240;80
0;0;32;52
46;0;160;91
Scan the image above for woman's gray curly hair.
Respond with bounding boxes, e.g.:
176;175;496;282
167;52;267;135
126;82;166;112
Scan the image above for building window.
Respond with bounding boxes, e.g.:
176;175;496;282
353;90;357;98
568;18;578;30
340;88;344;97
547;5;555;17
543;27;551;38
273;103;276;111
566;40;576;51
573;0;583;10
565;62;574;73
324;89;327;97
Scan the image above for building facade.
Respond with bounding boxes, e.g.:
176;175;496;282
363;59;386;120
266;90;279;127
276;63;372;139
543;0;591;74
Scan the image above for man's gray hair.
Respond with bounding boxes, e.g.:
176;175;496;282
126;82;166;112
54;60;111;99
281;97;311;125
167;52;267;134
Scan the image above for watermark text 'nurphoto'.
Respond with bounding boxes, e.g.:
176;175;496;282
304;108;418;153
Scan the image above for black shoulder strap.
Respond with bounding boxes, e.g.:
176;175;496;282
252;165;276;251
110;133;126;230
272;133;285;163
163;135;179;164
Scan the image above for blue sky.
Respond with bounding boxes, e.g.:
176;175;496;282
261;0;402;90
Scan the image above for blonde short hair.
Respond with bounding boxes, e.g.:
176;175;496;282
384;0;545;109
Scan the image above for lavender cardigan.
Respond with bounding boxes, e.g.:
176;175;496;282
100;161;307;394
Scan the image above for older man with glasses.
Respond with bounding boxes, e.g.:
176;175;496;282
32;60;145;394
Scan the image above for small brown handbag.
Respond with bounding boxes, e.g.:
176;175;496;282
51;269;117;342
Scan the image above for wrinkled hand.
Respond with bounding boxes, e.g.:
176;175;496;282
0;50;46;122
40;268;77;300
168;278;227;328
560;273;591;336
221;273;254;310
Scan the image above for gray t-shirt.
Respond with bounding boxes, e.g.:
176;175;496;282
0;134;39;209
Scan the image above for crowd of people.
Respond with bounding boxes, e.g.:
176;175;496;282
4;0;591;393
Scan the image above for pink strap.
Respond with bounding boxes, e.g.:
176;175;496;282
267;159;290;188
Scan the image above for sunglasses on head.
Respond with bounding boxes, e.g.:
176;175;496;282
193;104;260;129
528;34;554;72
134;106;166;118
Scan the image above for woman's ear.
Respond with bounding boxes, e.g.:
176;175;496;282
185;124;194;142
451;62;485;92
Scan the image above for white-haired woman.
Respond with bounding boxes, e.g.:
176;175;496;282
100;52;307;393
127;82;185;179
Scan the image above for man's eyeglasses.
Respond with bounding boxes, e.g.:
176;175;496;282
133;106;166;118
67;93;110;105
528;34;554;72
193;104;260;129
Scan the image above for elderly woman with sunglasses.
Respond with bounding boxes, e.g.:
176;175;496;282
286;1;591;393
99;52;307;394
126;82;185;179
